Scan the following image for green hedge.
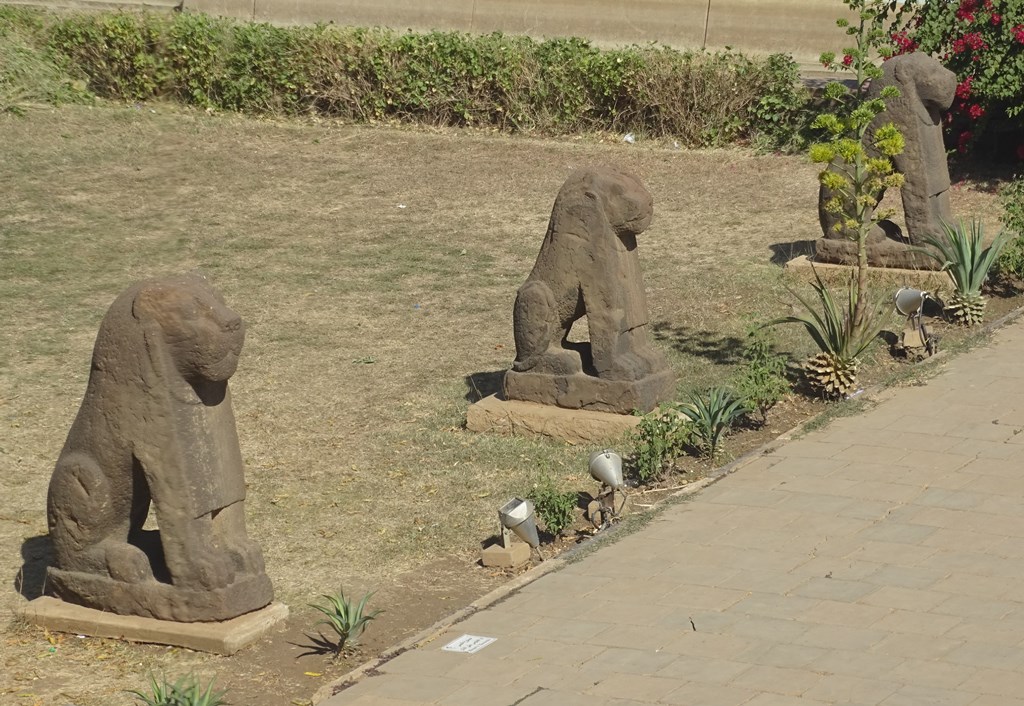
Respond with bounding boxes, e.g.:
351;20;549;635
2;8;811;148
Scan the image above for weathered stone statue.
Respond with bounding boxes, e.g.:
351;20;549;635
815;52;957;269
46;274;273;622
503;166;674;414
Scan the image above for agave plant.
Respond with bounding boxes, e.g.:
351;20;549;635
130;674;227;706
765;271;886;399
919;219;1012;326
310;588;382;657
675;387;750;459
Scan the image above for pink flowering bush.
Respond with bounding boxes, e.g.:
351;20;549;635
883;0;1024;157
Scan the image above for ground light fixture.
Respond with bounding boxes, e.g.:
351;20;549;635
894;287;936;359
588;449;627;530
498;497;541;549
481;497;542;568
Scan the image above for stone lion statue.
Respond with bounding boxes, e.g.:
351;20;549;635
503;166;674;414
816;52;957;269
46;274;273;622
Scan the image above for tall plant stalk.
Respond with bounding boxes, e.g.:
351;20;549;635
813;0;905;337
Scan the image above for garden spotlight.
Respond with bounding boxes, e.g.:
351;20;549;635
894;287;936;359
588;450;627;530
498;497;541;553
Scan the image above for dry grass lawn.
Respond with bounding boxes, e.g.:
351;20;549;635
0;103;1008;705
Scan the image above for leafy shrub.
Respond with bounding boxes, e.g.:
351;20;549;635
130;674;226;706
734;328;791;425
676;387;750;459
880;0;1024;156
17;9;811;147
995;177;1024;280
309;588;382;657
628;406;692;482
527;473;577;536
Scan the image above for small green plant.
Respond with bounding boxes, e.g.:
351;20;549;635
675;387;750;460
628;405;692;482
994;177;1024;282
920;219;1012;326
766;270;887;398
734;327;791;425
527;472;577;536
130;674;227;706
309;588;382;657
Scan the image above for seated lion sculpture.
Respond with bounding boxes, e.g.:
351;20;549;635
503;166;674;414
815;52;957;269
46;274;273;622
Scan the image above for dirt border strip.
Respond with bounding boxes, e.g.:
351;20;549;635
311;301;1024;704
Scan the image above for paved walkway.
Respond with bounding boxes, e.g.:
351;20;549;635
324;318;1024;706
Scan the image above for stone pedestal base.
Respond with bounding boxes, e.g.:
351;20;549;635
18;597;288;655
480;540;531;569
466;394;642;444
503;368;675;415
784;255;950;291
47;567;274;623
814;237;941;270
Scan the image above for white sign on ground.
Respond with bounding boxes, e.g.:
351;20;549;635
441;634;497;654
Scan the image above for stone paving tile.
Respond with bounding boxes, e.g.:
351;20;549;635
811;649;905;679
661;681;758;706
584;673;686;701
957;667;1024;697
717;568;810;595
858;585;951;611
444;654;538;685
878;684;978;706
863;564;947;589
741;695;831;706
802;673;901;705
587;624;688;651
944;642;1024;670
944;617;1024;647
869;632;964;661
795;624;888;651
661;631;754;659
654;654;753;684
730;664;823;696
791;577;878;602
854;521;937;544
435;682;540;706
971;697;1024;706
885;658;976;690
736;641;827;668
796;598;891;627
869;609;962;636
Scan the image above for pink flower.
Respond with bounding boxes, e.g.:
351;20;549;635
968;103;985;119
842;54;853;66
956;77;973;100
890;30;918;55
1013;24;1024;43
991;12;1001;25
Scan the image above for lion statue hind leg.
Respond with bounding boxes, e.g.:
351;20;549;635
511;279;584;375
